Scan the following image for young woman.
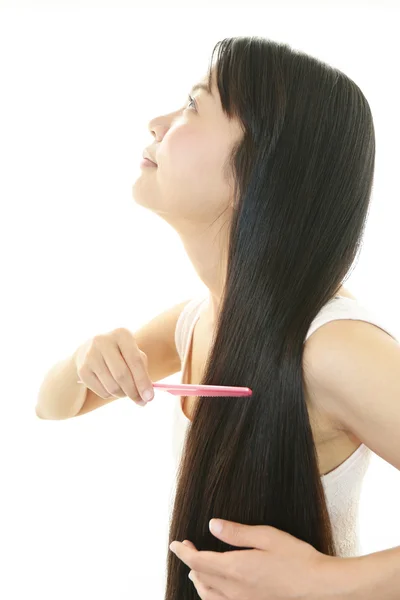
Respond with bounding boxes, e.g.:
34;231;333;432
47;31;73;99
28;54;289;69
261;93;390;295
132;35;400;599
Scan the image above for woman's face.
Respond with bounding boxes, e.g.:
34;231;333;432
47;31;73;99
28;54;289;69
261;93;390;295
132;70;244;232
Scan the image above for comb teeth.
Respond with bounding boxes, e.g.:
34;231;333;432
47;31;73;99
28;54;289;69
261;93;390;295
152;383;252;397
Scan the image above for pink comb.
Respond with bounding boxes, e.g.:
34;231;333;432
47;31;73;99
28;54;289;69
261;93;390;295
76;380;252;397
152;383;252;397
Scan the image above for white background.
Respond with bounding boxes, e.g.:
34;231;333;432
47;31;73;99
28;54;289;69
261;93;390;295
1;1;399;598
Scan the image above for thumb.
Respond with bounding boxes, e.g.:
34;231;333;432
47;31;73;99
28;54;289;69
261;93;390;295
209;518;278;550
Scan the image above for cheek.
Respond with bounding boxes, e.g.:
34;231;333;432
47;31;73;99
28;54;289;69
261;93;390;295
162;127;211;173
154;126;233;220
160;133;220;200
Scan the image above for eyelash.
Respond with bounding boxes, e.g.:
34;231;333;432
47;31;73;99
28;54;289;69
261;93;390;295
186;94;197;111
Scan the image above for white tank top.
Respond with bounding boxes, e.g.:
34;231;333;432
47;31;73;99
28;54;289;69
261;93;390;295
171;294;399;557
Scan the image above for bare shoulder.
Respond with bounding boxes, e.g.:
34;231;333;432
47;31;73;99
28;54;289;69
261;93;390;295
302;285;358;378
303;287;397;436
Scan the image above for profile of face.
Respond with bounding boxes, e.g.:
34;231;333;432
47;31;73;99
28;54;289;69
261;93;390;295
132;69;244;234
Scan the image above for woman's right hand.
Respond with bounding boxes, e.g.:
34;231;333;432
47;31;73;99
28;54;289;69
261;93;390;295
75;328;154;407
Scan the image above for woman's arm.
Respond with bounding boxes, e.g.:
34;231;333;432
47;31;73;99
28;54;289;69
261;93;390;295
323;544;400;599
351;544;400;600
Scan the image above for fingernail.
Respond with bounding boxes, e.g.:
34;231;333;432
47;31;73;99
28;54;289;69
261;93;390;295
210;518;223;534
142;389;154;402
188;571;193;581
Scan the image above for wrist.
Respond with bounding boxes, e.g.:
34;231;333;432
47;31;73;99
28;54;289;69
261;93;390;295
311;553;366;599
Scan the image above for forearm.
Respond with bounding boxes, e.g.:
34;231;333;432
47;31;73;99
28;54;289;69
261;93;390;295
35;345;88;420
352;544;400;600
320;544;400;600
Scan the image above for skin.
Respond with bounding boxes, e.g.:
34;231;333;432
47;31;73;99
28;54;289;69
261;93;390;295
131;71;400;599
132;69;345;332
131;68;244;331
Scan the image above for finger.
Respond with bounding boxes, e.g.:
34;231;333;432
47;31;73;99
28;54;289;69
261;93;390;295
78;369;115;399
170;541;230;577
99;343;142;402
189;570;229;597
182;540;197;549
209;519;276;551
117;332;154;400
189;571;228;600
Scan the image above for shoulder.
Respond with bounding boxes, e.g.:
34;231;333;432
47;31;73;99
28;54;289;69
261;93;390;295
303;313;400;433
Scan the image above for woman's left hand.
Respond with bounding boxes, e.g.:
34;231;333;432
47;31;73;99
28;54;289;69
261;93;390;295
170;518;351;599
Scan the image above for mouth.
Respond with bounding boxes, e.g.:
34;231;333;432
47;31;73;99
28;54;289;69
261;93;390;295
143;151;158;165
140;157;158;168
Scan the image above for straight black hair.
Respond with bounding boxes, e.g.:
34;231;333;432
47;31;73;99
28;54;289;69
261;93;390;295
165;35;375;599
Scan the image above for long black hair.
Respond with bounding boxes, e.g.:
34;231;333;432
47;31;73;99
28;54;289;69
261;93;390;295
165;35;375;599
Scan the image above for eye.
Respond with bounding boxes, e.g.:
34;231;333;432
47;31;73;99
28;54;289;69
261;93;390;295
185;94;197;111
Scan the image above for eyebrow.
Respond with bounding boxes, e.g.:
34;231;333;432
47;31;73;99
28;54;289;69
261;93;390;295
190;82;213;97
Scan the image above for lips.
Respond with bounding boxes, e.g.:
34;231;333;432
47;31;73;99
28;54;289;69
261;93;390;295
143;150;157;165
